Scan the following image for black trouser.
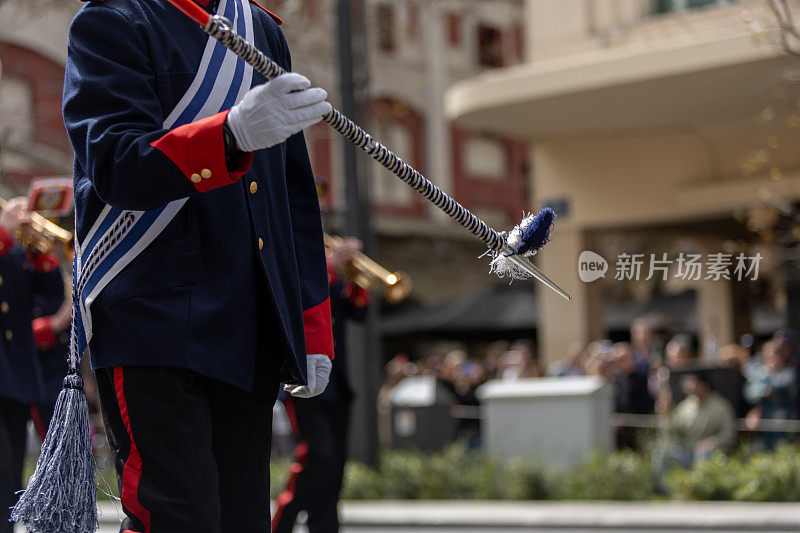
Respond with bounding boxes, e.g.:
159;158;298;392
0;397;30;533
272;397;350;533
96;355;280;533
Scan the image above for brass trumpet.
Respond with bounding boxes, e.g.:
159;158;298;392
0;196;74;256
324;233;411;303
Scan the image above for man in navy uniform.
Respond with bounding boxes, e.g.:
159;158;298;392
273;237;369;533
0;198;63;533
64;0;334;531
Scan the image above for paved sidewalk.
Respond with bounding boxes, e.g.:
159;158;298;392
337;501;800;530
92;500;800;531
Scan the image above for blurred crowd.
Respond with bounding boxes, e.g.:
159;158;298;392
380;319;800;462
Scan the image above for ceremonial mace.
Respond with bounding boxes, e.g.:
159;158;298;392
166;0;571;300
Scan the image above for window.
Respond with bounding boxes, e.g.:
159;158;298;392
302;0;318;19
651;0;735;15
0;77;33;147
512;24;524;61
377;4;395;53
464;137;507;179
447;13;463;47
477;25;503;68
372;122;415;206
407;4;418;38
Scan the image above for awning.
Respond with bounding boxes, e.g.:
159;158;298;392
445;33;792;138
383;287;784;338
382;283;537;337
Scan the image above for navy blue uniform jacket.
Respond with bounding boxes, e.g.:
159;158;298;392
0;228;64;404
63;0;334;390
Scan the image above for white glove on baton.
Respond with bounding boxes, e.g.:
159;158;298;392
226;72;331;152
284;353;332;398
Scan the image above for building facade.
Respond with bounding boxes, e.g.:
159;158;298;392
447;0;800;364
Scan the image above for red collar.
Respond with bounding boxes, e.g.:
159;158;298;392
197;0;282;25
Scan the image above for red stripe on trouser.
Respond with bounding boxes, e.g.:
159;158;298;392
114;367;152;532
29;405;46;442
271;399;310;530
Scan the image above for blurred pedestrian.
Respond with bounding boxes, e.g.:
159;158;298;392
744;339;796;449
654;372;736;490
631;318;658;375
718;343;751;419
664;334;694;370
612;342;654;450
546;341;587;377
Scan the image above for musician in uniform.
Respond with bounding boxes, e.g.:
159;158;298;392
64;0;333;530
273;237;370;533
30;298;72;438
0;198;63;533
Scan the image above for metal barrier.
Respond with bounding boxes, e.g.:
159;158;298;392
451;406;800;433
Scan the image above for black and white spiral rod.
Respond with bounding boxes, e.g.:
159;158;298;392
198;11;571;300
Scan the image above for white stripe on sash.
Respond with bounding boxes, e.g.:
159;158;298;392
236;0;255;105
195;0;242;119
163;0;232;129
79;200;187;341
77;204;112;274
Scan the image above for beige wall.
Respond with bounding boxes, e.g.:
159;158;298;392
530;116;800;364
524;0;773;62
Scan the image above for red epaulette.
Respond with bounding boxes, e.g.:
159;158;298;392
249;0;282;24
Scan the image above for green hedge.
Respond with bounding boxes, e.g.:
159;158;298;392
270;444;800;502
665;445;800;501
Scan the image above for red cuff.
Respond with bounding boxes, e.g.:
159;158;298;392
29;252;59;273
150;110;253;193
32;317;58;350
345;283;370;308
302;298;334;360
0;225;12;259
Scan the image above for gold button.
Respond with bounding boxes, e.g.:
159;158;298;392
249;181;258;194
190;173;202;183
0;242;4;251
258;238;264;250
0;275;3;285
0;302;8;314
201;168;212;179
5;330;12;341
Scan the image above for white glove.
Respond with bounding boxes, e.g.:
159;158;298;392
284;354;332;398
226;72;331;152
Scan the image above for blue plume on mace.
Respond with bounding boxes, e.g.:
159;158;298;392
516;207;556;256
